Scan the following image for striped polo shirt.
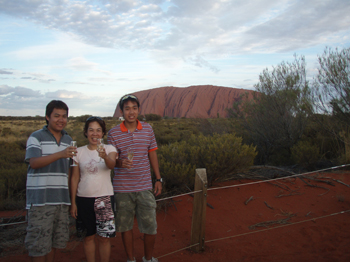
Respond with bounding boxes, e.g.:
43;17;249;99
25;126;72;209
107;120;158;193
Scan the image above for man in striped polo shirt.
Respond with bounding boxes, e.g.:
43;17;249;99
25;100;76;262
108;94;162;262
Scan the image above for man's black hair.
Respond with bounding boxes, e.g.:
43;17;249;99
45;100;69;124
119;94;140;111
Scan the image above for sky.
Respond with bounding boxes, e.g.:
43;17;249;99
0;0;349;117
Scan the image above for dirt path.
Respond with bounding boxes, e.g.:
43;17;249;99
1;171;350;262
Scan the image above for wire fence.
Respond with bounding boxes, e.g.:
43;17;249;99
1;163;349;260
155;163;350;259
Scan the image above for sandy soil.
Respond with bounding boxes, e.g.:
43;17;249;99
1;171;350;262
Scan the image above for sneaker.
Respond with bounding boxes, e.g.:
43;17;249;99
142;257;158;262
127;258;136;262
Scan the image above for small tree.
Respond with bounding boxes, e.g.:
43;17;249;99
229;55;312;164
313;47;350;162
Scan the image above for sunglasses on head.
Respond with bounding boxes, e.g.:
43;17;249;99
86;116;103;121
121;94;138;101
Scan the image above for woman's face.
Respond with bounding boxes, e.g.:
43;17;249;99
86;121;104;145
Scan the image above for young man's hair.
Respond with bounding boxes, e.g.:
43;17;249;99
45;100;69;124
83;116;106;138
119;94;140;111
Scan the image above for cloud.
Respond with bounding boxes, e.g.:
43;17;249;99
186;55;219;73
0;85;114;116
0;85;14;95
0;85;42;97
46;89;86;99
13;86;42;97
1;0;349;72
67;57;114;75
0;69;13;74
240;0;350;52
68;57;98;71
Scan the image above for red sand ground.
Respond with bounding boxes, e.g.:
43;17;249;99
1;171;350;262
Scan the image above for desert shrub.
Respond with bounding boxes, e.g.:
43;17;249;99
145;114;162;121
0;141;27;204
1;127;14;137
198;118;236;136
291;140;321;170
157;133;257;194
74;114;93;122
137;115;145;121
152;119;201;145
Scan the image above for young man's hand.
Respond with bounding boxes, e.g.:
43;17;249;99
154;181;162;196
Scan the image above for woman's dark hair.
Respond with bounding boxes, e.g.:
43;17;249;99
45;100;69;124
83;116;106;138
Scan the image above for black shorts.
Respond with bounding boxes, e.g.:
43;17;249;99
76;195;116;238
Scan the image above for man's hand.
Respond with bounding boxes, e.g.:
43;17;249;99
65;146;77;159
154;181;162;196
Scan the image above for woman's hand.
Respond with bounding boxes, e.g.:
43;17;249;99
70;203;78;219
98;147;107;159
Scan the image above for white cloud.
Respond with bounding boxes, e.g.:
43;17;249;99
0;85;42;97
0;84;14;95
13;86;42;97
0;69;13;75
68;57;99;71
1;0;349;63
46;89;86;99
0;0;349;116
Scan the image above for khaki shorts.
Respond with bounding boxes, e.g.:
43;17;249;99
114;190;157;235
25;205;69;257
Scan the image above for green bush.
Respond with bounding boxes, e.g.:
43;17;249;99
0;141;27;203
157;133;257;194
145;114;162;121
291;140;321;170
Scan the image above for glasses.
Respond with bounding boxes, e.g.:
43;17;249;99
121;94;138;101
86;116;103;121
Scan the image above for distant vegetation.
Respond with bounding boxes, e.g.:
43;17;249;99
1;46;349;210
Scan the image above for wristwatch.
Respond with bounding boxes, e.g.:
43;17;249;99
156;178;163;183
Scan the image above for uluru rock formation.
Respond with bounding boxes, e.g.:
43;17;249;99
113;85;255;119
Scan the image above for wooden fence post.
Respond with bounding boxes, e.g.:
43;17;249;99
190;168;208;252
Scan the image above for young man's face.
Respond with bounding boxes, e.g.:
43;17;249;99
120;100;140;124
46;108;68;134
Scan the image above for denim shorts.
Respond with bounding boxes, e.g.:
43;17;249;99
114;190;157;235
25;205;69;257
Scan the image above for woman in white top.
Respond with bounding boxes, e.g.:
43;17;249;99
70;116;117;262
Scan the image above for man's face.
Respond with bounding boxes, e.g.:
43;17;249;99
46;108;68;133
120;100;140;124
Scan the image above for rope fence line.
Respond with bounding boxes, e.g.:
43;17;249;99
1;164;349;226
205;209;350;243
156;209;350;260
155;190;203;202
207;163;350;192
1;163;349;260
154;164;350;203
154;164;350;259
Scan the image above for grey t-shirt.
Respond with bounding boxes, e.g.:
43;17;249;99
25;126;72;209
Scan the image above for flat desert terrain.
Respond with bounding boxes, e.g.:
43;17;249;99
1;170;350;262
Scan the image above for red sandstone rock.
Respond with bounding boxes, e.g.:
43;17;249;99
113;85;255;118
